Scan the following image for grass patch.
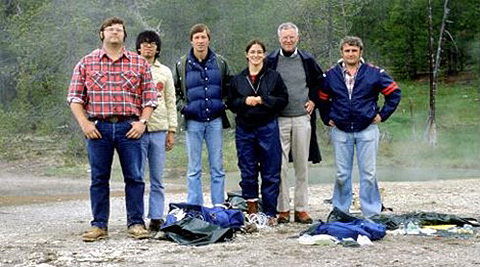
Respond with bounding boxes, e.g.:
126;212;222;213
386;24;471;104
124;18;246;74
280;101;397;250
375;81;479;168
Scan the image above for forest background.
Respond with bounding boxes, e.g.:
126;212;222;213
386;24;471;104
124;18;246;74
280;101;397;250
0;0;478;178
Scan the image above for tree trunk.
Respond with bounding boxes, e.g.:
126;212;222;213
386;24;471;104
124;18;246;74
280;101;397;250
425;0;436;146
409;98;416;140
425;0;449;147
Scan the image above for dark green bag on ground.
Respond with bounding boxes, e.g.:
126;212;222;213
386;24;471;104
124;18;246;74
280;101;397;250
162;217;234;246
372;212;479;230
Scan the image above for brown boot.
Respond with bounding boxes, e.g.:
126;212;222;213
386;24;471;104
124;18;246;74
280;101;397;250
294;211;313;224
82;226;108;242
127;224;149;239
277;211;290;224
246;200;259;214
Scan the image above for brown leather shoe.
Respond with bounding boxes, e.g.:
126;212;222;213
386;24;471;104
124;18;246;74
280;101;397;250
246;200;259;214
127;224;149;239
277;211;290;224
294;211;313;224
82;226;108;242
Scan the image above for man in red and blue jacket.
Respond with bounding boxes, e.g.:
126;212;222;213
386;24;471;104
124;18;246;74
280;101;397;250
319;36;401;218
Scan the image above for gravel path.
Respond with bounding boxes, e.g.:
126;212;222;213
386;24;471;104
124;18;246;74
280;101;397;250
0;170;479;267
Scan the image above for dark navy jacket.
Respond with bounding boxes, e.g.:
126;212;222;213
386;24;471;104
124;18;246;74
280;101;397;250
227;66;288;129
319;62;401;132
176;48;229;122
265;49;324;163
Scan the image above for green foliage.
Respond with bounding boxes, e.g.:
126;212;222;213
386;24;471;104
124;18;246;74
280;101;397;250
350;0;479;78
472;33;480;80
383;0;427;78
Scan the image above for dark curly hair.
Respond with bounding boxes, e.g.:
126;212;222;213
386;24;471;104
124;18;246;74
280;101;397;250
135;30;162;60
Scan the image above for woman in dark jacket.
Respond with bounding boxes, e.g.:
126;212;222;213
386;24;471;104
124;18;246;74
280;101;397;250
227;39;288;226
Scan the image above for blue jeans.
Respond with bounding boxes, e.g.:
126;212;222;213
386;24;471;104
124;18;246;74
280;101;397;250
236;119;281;217
331;124;381;218
141;131;166;220
185;117;225;206
86;120;146;229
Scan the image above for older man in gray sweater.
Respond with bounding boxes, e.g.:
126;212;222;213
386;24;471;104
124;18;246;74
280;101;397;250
266;22;324;224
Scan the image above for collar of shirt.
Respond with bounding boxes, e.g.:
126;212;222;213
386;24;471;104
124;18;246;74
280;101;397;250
341;61;363;77
339;59;363;99
98;47;131;61
279;47;298;57
337;57;365;69
189;47;213;65
153;59;162;68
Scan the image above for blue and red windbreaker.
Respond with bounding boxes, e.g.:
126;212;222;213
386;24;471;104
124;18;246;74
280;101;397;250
318;62;401;132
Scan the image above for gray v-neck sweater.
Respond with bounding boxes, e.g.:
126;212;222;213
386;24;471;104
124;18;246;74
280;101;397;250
276;54;308;117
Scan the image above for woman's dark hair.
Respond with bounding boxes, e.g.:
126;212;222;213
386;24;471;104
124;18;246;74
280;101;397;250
245;38;266;53
135;30;162;59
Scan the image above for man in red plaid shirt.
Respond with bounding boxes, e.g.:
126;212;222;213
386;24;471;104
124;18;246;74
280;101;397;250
67;17;157;242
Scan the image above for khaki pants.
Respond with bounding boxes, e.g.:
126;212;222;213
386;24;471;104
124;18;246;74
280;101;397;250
277;115;311;212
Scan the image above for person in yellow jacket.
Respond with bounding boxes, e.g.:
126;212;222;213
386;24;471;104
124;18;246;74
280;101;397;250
136;30;177;232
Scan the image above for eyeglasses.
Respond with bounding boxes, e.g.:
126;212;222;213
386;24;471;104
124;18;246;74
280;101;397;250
248;50;264;55
104;27;124;33
141;42;157;47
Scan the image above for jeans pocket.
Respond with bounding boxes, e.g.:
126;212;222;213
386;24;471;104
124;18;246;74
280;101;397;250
331;127;348;143
358;124;378;142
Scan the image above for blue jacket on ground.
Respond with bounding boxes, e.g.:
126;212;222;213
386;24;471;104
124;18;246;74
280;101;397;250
319;62;401;132
303;219;387;241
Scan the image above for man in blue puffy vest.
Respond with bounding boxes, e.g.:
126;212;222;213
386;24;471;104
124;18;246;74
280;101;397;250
319;36;401;218
174;24;232;206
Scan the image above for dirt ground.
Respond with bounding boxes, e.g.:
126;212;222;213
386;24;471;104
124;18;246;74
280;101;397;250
0;164;479;267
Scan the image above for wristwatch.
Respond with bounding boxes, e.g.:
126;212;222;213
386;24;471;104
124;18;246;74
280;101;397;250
139;119;148;125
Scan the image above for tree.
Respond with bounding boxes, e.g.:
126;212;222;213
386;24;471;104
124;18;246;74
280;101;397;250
425;0;450;147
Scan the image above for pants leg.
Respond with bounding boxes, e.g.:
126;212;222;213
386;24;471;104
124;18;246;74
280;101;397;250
185;120;205;205
143;131;166;219
86;122;114;229
236;125;260;200
258;119;281;217
205;118;225;205
331;126;355;214
290;115;311;212
356;124;381;218
277;116;292;212
115;121;146;227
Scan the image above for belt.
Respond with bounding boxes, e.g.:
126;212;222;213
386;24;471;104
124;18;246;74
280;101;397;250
89;116;137;123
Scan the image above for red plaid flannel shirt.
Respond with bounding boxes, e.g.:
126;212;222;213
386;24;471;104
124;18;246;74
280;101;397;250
67;48;157;118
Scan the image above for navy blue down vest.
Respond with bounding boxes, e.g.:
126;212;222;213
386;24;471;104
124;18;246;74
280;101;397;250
181;50;225;122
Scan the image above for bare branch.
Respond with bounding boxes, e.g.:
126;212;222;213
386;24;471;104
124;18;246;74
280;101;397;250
444;29;459;53
131;0;153;31
433;0;449;82
340;0;348;35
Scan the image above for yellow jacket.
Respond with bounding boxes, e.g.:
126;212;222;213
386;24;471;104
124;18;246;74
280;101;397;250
147;60;177;132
